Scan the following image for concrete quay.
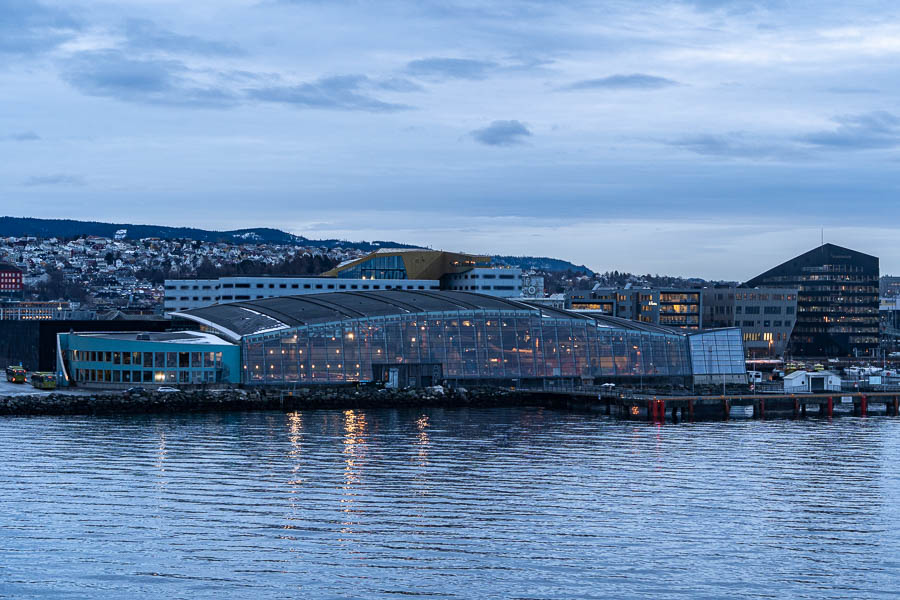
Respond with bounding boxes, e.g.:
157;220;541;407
1;385;897;421
584;391;900;422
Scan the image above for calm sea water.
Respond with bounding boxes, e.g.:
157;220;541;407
1;408;899;599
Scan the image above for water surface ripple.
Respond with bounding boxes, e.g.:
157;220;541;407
1;408;899;599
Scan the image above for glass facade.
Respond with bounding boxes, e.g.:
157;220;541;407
68;349;225;384
688;329;747;383
744;244;879;357
242;309;698;385
337;255;408;280
57;333;241;387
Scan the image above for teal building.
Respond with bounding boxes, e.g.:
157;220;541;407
57;331;240;387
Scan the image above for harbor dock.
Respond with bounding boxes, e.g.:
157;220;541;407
547;390;900;422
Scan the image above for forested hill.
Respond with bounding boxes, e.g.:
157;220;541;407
0;216;418;251
1;216;597;273
492;255;595;275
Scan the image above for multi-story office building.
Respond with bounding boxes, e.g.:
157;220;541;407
744;243;879;357
880;297;900;352
880;276;900;298
442;267;523;296
568;287;702;330
165;276;442;311
702;287;799;358
0;301;80;320
165;249;524;312
0;263;23;297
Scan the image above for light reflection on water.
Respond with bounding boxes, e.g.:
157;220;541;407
1;408;900;599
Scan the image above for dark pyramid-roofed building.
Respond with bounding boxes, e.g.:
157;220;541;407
744;243;879;357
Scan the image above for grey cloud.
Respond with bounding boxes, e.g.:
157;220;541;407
800;111;900;149
61;51;412;112
669;114;900;160
61;50;239;108
9;131;40;141
471;120;532;146
248;75;412;112
0;0;79;56
561;74;679;91
667;133;802;160
123;18;244;56
24;174;85;187
406;58;498;81
373;77;425;92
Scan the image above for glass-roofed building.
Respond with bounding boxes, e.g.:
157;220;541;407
172;290;745;387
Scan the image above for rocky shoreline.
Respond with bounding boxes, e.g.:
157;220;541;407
0;386;564;416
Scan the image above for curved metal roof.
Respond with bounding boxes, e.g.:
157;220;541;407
173;290;694;342
173;291;551;340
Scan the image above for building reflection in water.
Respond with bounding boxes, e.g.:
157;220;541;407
415;414;430;467
340;410;368;537
155;430;167;488
283;411;305;541
287;411;304;489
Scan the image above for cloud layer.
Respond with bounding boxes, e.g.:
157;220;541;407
4;0;900;276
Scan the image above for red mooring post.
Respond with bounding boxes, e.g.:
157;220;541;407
894;395;899;417
860;395;868;417
688;399;695;422
826;396;833;418
659;400;666;423
759;399;766;420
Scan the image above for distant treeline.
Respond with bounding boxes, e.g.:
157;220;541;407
136;254;339;284
28;268;89;302
0;216;420;250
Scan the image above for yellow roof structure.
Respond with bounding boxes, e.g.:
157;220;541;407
323;249;490;280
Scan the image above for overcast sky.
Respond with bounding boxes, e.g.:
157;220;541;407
3;0;900;279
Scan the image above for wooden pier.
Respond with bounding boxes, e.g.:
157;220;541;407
531;389;900;422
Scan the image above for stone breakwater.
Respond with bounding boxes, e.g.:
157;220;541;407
0;387;562;416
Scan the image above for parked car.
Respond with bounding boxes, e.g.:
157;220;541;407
156;386;179;393
126;386;146;394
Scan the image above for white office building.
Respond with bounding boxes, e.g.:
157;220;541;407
164;276;441;312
